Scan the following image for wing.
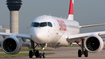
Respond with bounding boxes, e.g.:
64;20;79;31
67;31;105;42
0;32;31;39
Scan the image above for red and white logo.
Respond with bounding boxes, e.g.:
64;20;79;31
57;20;66;31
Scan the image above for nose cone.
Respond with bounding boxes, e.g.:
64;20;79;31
35;31;48;43
31;28;48;43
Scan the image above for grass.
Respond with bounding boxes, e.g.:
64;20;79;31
0;47;54;58
21;47;50;51
0;49;3;51
65;45;79;47
0;53;54;58
0;53;29;58
65;45;105;47
0;47;50;51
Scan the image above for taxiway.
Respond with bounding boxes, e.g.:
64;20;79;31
1;47;105;59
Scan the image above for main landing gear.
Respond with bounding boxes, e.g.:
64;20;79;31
29;40;46;58
78;39;88;57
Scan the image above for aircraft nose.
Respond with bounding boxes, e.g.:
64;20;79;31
33;30;48;43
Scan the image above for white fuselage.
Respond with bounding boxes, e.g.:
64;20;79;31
30;15;79;47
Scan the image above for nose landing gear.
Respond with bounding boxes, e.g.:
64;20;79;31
29;40;46;58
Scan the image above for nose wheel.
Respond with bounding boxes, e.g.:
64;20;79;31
39;53;45;58
29;40;46;58
35;50;40;58
35;50;45;58
29;50;45;58
29;50;33;58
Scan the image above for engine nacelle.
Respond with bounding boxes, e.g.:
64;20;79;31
1;35;22;54
84;34;104;53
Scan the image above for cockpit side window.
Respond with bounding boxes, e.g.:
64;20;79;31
48;22;52;27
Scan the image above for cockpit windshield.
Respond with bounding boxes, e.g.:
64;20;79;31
31;22;53;27
40;22;47;27
32;22;39;27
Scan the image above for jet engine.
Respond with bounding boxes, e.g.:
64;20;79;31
1;35;22;54
84;34;104;53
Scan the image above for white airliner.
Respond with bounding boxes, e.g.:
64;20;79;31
1;0;105;58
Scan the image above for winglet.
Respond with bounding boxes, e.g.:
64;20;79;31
68;0;74;20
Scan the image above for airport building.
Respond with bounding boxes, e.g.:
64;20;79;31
0;25;10;41
0;25;10;33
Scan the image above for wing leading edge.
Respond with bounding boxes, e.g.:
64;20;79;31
0;32;31;39
67;31;105;41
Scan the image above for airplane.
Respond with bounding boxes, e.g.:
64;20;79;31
1;0;105;58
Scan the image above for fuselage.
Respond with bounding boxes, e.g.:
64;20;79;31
30;15;79;47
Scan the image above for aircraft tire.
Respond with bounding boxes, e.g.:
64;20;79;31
78;49;82;57
39;53;42;58
29;50;33;58
43;53;45;58
84;50;88;57
35;50;39;58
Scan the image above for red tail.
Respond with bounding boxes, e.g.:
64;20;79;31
69;0;74;15
68;0;74;20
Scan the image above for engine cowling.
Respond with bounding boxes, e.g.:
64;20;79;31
1;35;22;54
84;34;104;53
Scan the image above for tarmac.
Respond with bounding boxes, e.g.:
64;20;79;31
1;47;105;59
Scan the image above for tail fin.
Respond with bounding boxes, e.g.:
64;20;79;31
67;0;74;20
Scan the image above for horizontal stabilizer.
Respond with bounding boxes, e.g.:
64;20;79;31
79;23;105;28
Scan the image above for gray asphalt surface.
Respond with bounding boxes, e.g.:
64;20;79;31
0;47;105;59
